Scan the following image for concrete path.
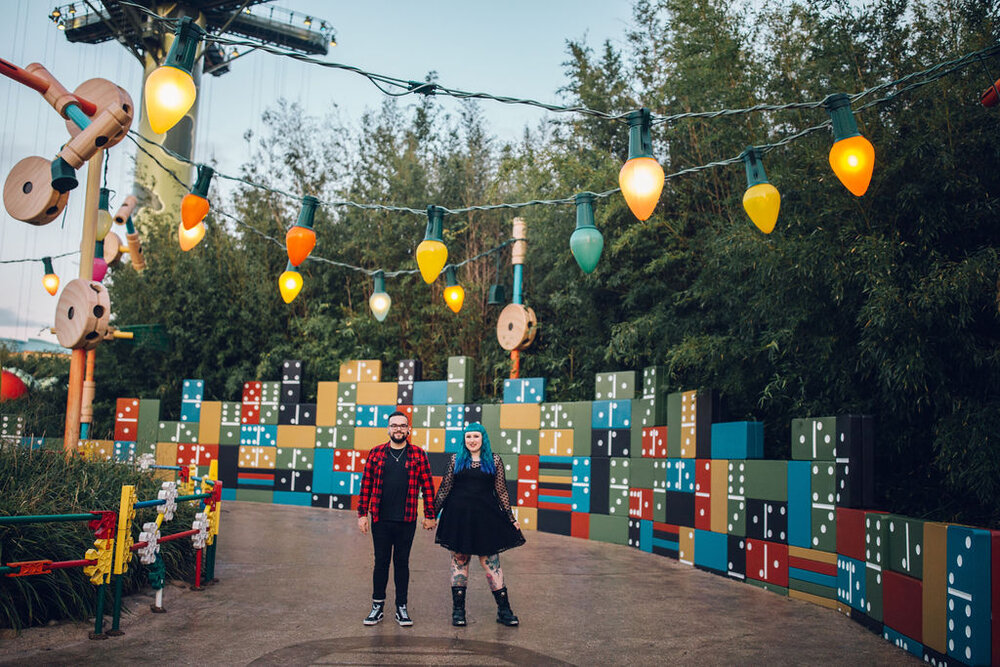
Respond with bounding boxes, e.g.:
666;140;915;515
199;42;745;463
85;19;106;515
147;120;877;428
1;501;917;665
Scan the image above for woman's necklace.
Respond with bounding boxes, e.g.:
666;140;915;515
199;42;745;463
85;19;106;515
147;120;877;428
389;446;405;463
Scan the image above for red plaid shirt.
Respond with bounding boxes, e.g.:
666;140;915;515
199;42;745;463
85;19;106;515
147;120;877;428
357;442;436;523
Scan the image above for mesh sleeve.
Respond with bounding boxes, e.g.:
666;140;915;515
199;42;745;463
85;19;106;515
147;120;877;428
433;454;456;516
493;453;516;522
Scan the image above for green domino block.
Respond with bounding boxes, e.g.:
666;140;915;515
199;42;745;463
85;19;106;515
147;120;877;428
864;512;887;569
790;417;837;460
480;404;501;442
630;424;643;459
588;514;629;545
497;429;539;455
219;401;241;445
727;496;747;536
137;399;161;449
500;456;518;481
276;447;313;470
635;396;667;428
789;578;836;601
338;382;357;404
335;405;355;428
810;506;837;551
666;392;683;457
235;489;274;503
179;422;199;443
747;580;789;596
810;460;837;551
630;458;657;489
446;356;474;404
865;564;883;621
573;424;592;456
259;404;279;425
332;426;355;449
642;365;669;400
743;460;787;501
885;514;923;579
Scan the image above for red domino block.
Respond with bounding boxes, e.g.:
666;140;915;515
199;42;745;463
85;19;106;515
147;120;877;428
241;404;260;425
242;382;262;424
516;480;538;507
641;426;667;458
746;539;788;587
883;570;922;642
695;459;712;531
114;398;139;441
333;449;364;472
177;443;218;467
538;487;573;512
350;495;360;511
836;508;867;561
518;454;539;480
626;488;653;521
571;512;590;539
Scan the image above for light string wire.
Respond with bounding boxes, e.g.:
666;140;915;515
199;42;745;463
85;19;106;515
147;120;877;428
0;250;78;265
125;133;516;279
119;0;1000;126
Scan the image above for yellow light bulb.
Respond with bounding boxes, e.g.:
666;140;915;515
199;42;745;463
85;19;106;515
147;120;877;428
178;220;205;251
279;269;303;304
619;156;664;221
742;182;780;234
829;134;875;196
369;292;391;322
416;239;448;284
42;273;60;296
444;284;465;313
144;65;197;134
96;208;114;241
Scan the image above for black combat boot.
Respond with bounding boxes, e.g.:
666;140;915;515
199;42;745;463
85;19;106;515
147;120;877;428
492;587;519;626
451;586;467;626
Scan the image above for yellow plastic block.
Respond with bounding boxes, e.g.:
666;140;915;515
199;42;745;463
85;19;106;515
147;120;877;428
353;427;386;451
680;390;698;458
155;442;178;467
678;527;695;565
412;427;446;452
499;403;541;429
276;425;316;449
710;459;729;533
113;485;137;575
356;382;399;406
316;381;339;426
198;401;222;444
238;445;276;469
514;506;537;531
540;429;574;456
339;360;381;383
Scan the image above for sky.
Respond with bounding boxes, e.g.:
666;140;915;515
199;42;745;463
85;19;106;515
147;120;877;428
0;0;635;344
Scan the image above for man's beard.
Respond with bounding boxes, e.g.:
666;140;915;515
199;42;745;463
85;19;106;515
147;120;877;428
390;431;408;445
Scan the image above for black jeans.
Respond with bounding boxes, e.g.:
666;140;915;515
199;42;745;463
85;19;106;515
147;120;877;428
371;520;417;606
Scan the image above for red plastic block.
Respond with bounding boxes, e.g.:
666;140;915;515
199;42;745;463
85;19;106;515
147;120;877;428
629;488;653;520
571;512;590;539
333;449;365;472
883;570;922;642
516;480;538;507
518;454;539;481
177;443;218;467
836;507;867;561
746;539;788;587
695;459;712;531
241;382;262;424
641;426;667;458
114;398;139;441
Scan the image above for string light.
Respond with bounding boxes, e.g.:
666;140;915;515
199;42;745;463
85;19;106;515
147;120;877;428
619;109;664;221
41;257;59;295
286;196;318;267
92;241;108;282
278;260;303;303
824;93;875;196
181;165;213;229
96;188;114;241
741;147;780;234
144;17;203;134
369;270;391;322
178;220;206;251
443;265;465;313
569;193;603;273
416;205;448;283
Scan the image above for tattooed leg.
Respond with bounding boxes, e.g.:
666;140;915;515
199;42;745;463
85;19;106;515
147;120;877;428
451;553;471;587
479;554;505;591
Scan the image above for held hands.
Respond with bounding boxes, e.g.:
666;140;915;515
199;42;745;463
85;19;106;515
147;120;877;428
422;517;437;530
358;515;369;534
513;521;520;530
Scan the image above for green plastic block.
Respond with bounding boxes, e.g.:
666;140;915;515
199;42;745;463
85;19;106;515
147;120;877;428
885;514;923;579
276;447;313;469
790;417;837;460
588;513;629;545
235;489;274;503
743;460;788;501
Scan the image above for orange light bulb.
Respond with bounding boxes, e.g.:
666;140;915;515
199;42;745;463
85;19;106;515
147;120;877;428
829;135;875;196
286;226;317;267
444;284;465;313
181;193;210;229
42;273;60;296
178;220;205;251
619;156;664;221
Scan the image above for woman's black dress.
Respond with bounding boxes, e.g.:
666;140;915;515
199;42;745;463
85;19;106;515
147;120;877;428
435;454;525;555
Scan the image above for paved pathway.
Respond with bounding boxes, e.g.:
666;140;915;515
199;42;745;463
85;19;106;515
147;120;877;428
1;501;917;665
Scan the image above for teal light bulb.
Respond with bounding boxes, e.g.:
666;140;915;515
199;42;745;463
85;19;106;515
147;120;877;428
570;193;603;273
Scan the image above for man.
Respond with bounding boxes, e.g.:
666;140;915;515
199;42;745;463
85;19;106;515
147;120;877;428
357;411;436;626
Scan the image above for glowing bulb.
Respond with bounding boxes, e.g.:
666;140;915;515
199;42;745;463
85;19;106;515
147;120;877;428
144;18;202;134
369;271;391;322
41;257;59;295
569;193;603;273
92;242;108;282
443;266;464;313
416;206;448;283
96;188;113;241
286;196;319;266
181;165;213;229
178;220;205;251
825;93;875;197
279;262;303;303
741;147;780;234
619;110;664;221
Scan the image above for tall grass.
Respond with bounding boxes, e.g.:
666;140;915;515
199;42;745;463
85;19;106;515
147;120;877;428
0;444;196;630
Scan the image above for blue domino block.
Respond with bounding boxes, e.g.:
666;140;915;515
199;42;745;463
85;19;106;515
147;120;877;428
114;441;136;461
412;381;448;405
571;457;591;512
710;421;764;459
446;405;466;429
273;491;312;507
837;555;866;611
694;529;728;573
787;460;812;548
639;519;653;553
664;459;695;493
445;429;464;453
789;567;837;589
502;377;546;404
221;487;237;501
946;526;991;665
591;400;632;429
354;405;393;428
881;626;922;659
331;471;362;495
182;379;205;401
313;449;335;493
239;424;277;447
180;400;202;423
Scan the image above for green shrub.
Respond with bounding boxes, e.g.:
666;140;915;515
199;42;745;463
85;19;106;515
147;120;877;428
0;445;197;630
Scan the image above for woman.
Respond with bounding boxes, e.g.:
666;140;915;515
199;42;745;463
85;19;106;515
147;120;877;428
434;422;525;627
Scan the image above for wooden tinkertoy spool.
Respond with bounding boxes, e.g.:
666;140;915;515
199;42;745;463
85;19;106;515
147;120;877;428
496;303;538;351
54;279;112;350
2;155;70;225
103;231;126;266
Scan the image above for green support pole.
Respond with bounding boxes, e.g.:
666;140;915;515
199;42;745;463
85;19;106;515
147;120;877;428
207;539;218;582
90;583;107;640
108;574;124;636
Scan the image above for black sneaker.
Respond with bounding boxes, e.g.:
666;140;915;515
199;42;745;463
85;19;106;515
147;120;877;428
363;601;385;626
395;604;413;626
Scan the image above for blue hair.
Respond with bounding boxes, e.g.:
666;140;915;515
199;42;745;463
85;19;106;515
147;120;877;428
454;422;496;474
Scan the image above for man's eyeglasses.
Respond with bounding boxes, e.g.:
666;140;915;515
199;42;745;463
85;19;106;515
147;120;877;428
388;424;410;430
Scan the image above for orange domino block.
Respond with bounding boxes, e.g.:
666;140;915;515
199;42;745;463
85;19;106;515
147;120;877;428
679;527;695;565
238;445;276;469
276;425;316;449
710;459;729;533
199;401;221;445
353;427;385;451
356;382;398;405
540;429;573;456
316;381;339;426
339;360;381;383
514;506;537;531
412;428;445;453
500;403;541;429
155;442;178;466
922;521;949;654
